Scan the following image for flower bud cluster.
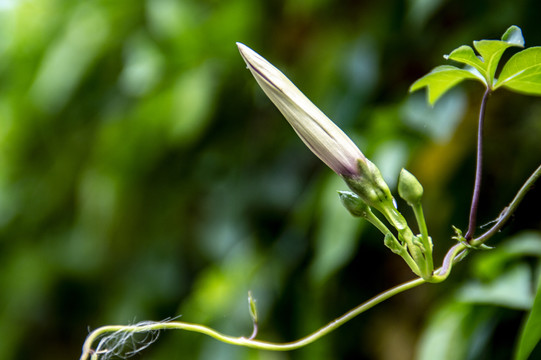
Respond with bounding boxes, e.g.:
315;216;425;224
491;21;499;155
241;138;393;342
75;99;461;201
238;43;434;279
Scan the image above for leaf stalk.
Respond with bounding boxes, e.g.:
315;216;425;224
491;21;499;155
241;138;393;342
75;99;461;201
465;87;491;240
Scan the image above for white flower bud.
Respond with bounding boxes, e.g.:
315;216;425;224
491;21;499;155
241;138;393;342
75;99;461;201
237;42;366;177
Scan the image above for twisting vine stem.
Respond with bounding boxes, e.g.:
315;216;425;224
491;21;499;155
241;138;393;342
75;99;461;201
80;164;541;360
465;88;491;241
81;278;426;360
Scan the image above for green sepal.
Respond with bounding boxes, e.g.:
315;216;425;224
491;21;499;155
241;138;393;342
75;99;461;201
461;240;495;250
343;159;395;214
452;225;465;243
452;225;494;250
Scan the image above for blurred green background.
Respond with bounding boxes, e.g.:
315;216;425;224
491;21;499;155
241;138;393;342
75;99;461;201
1;0;541;359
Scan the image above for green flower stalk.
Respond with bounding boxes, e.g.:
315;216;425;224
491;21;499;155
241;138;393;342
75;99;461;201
398;169;434;276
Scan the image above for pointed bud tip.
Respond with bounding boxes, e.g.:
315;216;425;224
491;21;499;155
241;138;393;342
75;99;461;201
236;43;262;69
237;42;251;65
236;42;248;53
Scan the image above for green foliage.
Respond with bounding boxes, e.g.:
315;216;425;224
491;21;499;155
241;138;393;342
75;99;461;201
411;25;541;105
1;1;541;359
310;177;364;284
495;47;541;95
515;263;541;360
418;232;541;360
417;302;493;360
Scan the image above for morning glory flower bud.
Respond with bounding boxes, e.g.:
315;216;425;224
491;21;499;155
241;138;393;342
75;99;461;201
237;42;400;218
237;42;366;178
398;169;424;206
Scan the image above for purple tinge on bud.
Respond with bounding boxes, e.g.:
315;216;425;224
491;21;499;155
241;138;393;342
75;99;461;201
237;42;366;177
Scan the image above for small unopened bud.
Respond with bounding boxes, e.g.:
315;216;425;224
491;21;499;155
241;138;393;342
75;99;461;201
247;291;259;339
384;233;403;255
398;169;424;205
247;291;258;324
338;191;370;217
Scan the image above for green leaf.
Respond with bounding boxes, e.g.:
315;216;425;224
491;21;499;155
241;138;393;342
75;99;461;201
495;47;541;95
474;39;523;86
473;231;541;281
475;26;524;85
457;264;534;310
309;175;364;285
514;268;541;360
445;45;485;77
417;303;496;360
416;303;472;360
412;26;527;104
409;65;483;105
443;26;524;87
502;25;525;47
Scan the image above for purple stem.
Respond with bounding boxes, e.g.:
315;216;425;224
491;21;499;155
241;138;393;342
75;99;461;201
465;88;491;241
